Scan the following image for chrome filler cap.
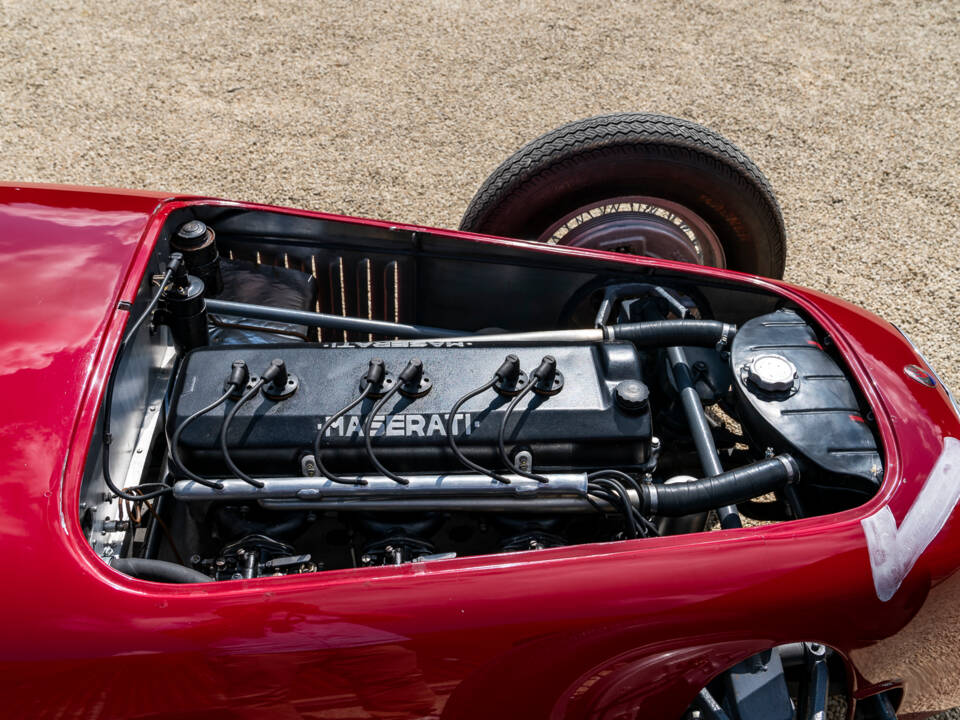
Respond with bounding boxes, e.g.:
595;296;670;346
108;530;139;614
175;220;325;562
746;354;798;393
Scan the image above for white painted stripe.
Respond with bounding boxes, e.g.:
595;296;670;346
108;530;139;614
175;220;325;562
862;437;960;601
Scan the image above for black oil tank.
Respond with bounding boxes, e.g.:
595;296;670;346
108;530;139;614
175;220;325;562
730;309;882;486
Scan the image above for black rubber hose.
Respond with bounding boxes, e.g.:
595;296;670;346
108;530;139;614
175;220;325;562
609;320;735;348
111;557;211;583
643;455;798;517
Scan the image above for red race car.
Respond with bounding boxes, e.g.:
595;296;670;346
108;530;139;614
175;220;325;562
2;115;958;720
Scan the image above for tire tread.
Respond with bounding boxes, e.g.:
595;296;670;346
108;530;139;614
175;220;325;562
460;113;786;277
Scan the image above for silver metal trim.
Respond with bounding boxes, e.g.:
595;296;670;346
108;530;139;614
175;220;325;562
174;472;589;501
432;328;605;345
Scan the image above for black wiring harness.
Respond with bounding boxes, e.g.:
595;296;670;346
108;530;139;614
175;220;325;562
587;470;659;538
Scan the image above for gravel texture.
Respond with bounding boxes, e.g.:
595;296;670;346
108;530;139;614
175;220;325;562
2;0;958;715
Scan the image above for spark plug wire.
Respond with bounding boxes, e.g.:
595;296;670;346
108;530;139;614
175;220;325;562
497;356;558;484
219;359;290;489
169;360;251;490
312;359;387;486
445;355;522;484
363;359;426;486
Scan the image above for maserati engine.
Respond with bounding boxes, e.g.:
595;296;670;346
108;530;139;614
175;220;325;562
79;212;883;583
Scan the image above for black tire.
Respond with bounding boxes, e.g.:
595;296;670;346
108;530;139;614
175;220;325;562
460;113;786;278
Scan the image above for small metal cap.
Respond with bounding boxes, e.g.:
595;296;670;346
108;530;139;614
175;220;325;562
614;380;650;413
746;354;797;393
176;220;208;243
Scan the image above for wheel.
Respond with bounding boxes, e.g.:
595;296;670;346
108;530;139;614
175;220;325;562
460;113;786;278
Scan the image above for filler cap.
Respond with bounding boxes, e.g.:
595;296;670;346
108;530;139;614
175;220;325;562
614;380;650;413
175;220;209;247
746;354;798;393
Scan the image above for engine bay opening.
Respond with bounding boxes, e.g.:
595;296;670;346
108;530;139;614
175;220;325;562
78;206;884;582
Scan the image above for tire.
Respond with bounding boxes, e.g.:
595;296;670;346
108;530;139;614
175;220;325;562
460;113;786;278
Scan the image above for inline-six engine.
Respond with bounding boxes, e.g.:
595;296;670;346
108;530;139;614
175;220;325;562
171;341;654;481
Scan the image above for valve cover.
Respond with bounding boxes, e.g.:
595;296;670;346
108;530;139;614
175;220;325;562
171;341;652;476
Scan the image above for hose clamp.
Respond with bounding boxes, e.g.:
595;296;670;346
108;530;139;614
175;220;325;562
777;454;799;483
716;323;734;351
646;485;658;514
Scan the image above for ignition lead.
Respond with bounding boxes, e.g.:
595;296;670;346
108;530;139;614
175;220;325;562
497;356;559;484
101;255;184;502
363;359;427;485
313;359;388;486
219;359;291;489
169;360;252;489
445;355;521;484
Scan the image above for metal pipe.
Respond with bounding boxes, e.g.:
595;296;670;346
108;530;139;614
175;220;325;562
204;301;729;349
174;472;589;501
259;495;626;513
435;320;732;347
430;328;605;345
666;346;743;529
692;689;732;720
205;298;463;339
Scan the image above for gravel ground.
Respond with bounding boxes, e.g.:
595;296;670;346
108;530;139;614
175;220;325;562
2;0;958;715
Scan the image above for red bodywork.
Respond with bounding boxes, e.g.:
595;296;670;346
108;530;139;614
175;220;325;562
1;183;958;719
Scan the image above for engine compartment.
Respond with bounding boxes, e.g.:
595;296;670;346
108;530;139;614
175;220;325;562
79;206;883;582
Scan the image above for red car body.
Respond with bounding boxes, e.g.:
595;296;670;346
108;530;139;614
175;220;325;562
1;183;958;719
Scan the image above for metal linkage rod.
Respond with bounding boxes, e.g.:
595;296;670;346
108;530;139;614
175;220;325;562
667;346;743;529
205;300;735;349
